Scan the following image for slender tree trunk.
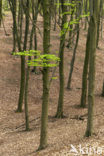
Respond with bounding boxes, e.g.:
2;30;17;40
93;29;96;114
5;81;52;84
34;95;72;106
55;0;67;118
53;0;57;31
17;0;30;112
85;0;99;137
66;0;74;49
18;0;23;44
100;0;103;39
39;0;51;150
17;56;25;112
84;0;88;30
58;0;61;25
67;24;80;89
102;80;104;97
67;1;82;89
0;0;2;27
9;0;17;52
24;66;30;131
96;0;102;48
24;0;30;131
31;0;39;73
80;26;90;108
96;14;100;48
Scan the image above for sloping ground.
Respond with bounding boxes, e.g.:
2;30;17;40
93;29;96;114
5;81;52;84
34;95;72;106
0;13;104;156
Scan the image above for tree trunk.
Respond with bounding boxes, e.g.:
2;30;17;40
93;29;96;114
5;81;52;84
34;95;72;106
24;0;30;131
9;0;17;52
17;56;25;112
67;24;80;89
31;0;39;73
39;0;51;150
0;0;2;27
96;0;102;48
66;0;74;49
17;0;30;112
55;0;67;118
80;26;90;108
24;66;30;131
85;0;99;137
102;80;104;97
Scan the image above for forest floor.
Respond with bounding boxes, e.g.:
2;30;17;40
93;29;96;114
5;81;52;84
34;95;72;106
1;13;104;156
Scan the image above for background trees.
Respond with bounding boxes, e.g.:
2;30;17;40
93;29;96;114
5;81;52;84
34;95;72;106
0;0;104;154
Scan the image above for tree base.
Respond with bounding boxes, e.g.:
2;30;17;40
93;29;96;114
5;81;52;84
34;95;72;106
80;104;87;108
66;44;73;49
85;130;96;137
15;109;23;113
101;93;104;97
85;131;91;137
66;86;72;90
37;145;48;151
25;128;30;132
96;46;101;50
55;112;66;119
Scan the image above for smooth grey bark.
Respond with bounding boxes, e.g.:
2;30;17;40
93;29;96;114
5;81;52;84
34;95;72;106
8;0;17;52
55;0;67;118
85;0;100;137
102;81;104;97
17;0;30;112
24;0;30;131
67;24;80;89
39;0;51;150
0;0;2;27
80;26;90;108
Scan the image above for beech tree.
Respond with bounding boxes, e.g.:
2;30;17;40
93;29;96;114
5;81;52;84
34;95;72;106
80;24;90;108
39;0;51;149
2;0;104;152
55;0;67;118
8;0;17;52
67;1;82;89
85;0;100;137
96;0;102;48
0;0;2;27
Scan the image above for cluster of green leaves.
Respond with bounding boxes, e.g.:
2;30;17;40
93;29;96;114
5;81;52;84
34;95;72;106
13;50;60;68
3;0;9;11
58;1;90;36
13;50;41;56
80;12;90;18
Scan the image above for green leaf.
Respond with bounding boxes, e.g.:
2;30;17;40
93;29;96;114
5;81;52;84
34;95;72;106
13;50;60;68
52;77;58;80
64;22;69;29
